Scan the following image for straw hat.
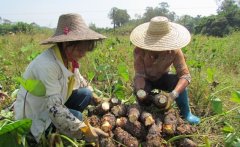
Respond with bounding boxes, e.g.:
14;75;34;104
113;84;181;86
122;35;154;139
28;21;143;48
41;13;106;44
130;16;191;51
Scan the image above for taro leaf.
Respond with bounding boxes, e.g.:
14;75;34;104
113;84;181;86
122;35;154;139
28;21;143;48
17;77;46;97
0;119;32;135
0;132;21;147
113;83;125;100
211;97;223;114
222;122;234;133
87;71;95;83
206;68;215;83
117;63;129;82
230;91;240;104
222;126;234;133
0;119;32;147
225;132;239;147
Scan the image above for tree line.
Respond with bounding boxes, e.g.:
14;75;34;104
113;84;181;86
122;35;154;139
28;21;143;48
0;19;52;35
107;0;240;37
1;0;239;37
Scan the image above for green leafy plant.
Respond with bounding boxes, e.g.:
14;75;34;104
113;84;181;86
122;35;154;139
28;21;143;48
230;91;240;104
0;110;13;119
0;119;32;147
210;97;223;114
16;77;46;97
112;63;130;101
222;90;240;147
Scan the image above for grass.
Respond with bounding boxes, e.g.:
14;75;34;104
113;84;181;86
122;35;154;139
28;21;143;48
0;31;240;146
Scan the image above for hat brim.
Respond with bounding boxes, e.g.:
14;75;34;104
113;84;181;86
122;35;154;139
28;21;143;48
41;28;106;45
130;22;191;51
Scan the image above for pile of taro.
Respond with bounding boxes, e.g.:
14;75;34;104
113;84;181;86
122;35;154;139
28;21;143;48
86;93;198;147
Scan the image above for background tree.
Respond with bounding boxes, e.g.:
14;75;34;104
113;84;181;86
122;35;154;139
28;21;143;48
108;7;130;29
143;2;176;22
191;0;240;36
195;15;231;37
217;0;240;29
176;15;195;33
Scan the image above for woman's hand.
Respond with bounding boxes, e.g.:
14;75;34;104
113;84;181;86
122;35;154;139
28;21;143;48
81;120;109;143
165;90;179;110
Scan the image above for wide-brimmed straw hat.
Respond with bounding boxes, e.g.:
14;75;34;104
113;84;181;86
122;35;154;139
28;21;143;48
130;16;191;51
41;13;106;44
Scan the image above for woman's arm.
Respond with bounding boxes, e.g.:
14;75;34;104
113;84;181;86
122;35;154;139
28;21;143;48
173;49;191;94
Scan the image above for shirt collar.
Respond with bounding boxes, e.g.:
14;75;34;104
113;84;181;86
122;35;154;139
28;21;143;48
51;46;73;78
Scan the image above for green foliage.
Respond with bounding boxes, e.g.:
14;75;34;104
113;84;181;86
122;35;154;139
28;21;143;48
96;0;239;37
191;0;240;37
143;2;176;22
117;63;129;82
17;77;46;97
0;26;239;146
0;22;52;35
108;7;130;28
0;119;32;147
210;97;223;114
197;15;232;37
230;91;240;103
0;110;14;119
0;119;31;136
176;15;197;33
222;122;240;147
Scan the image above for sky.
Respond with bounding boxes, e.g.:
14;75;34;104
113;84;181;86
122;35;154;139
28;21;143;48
0;0;219;28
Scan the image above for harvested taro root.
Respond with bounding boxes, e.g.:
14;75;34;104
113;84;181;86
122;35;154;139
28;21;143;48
127;104;141;123
91;93;105;106
111;104;127;117
114;127;139;147
99;132;116;147
152;93;168;109
145;118;166;147
177;138;197;147
176;123;196;135
140;111;155;126
101;113;116;133
88;115;101;128
136;90;153;106
86;95;198;147
108;97;122;108
88;101;110;116
116;117;147;140
91;93;121;108
162;109;178;135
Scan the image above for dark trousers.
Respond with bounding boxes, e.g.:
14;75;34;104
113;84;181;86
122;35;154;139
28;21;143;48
143;73;179;93
65;87;92;120
135;73;179;106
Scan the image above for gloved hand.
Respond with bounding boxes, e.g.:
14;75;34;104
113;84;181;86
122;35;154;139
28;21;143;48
165;90;179;110
81;119;109;143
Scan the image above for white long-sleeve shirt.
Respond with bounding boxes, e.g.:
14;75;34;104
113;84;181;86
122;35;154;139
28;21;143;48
14;47;87;142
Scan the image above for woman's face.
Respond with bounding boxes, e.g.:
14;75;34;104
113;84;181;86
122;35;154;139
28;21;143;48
64;41;93;61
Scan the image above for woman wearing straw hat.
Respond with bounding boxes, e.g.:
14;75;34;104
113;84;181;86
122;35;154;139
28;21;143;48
130;16;200;124
14;13;108;143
